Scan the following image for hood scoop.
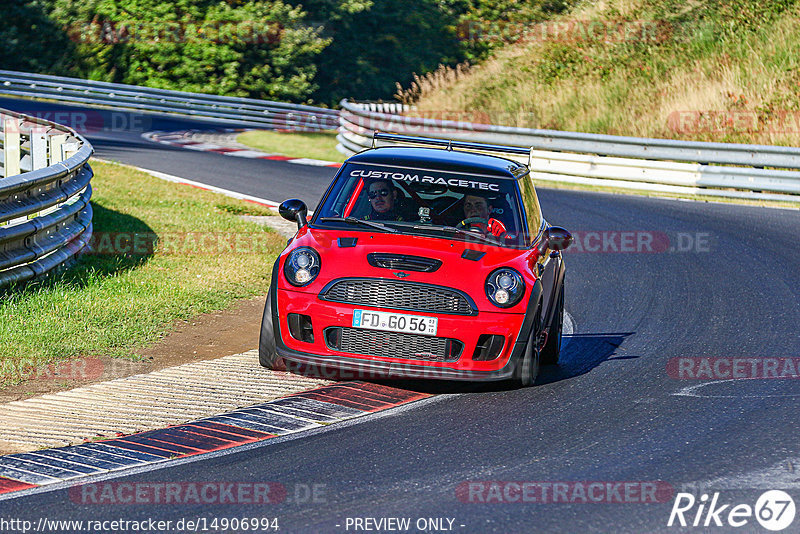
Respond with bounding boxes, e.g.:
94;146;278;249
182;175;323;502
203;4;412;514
461;249;486;261
367;253;442;273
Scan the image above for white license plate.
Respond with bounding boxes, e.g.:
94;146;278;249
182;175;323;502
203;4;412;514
352;309;438;336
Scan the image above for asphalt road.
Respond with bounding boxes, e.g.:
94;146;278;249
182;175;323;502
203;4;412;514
2;97;799;533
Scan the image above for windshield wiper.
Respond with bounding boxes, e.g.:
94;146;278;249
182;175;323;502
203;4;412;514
318;217;397;233
411;224;497;245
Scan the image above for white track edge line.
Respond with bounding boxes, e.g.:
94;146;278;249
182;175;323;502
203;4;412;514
91;157;283;209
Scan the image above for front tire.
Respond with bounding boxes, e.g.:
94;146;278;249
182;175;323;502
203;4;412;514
541;284;564;366
511;305;541;388
259;289;285;371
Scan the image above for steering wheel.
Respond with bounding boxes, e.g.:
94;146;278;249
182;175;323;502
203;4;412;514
456;217;489;228
457;217;490;231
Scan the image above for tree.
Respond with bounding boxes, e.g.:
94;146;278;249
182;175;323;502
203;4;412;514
47;0;330;101
0;0;76;73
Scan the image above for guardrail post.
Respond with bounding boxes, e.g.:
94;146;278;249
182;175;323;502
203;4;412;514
3;117;21;177
30;128;49;170
47;134;72;215
62;141;81;161
49;133;67;165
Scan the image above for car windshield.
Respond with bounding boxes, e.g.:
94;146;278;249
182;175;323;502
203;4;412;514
313;162;529;248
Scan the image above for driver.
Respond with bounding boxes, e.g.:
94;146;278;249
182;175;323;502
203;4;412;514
363;179;406;221
460;194;507;237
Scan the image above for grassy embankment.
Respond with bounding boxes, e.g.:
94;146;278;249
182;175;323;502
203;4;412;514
402;0;800;145
0;160;285;386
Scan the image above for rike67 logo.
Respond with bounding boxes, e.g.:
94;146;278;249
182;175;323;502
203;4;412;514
668;491;796;531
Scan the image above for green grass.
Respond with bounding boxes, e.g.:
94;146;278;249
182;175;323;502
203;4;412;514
236;130;345;162
0;160;286;386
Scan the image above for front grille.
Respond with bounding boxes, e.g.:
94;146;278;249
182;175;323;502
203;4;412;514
320;278;475;315
367;253;442;272
325;327;462;362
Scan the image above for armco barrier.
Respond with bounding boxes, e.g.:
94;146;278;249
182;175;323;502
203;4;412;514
0;108;93;288
337;100;800;202
0;70;339;131
5;71;797;201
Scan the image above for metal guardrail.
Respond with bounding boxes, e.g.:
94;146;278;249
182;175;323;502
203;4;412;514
0;70;340;131
0;108;93;288
337;100;800;202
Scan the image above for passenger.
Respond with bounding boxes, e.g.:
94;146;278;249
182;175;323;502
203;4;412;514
459;193;507;237
363;179;406;221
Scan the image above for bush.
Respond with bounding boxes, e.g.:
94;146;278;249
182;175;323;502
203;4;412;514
47;0;329;102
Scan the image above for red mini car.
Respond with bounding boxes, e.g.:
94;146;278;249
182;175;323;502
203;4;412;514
259;133;572;386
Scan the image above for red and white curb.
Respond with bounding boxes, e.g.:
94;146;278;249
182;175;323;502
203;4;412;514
143;130;342;168
0;381;430;498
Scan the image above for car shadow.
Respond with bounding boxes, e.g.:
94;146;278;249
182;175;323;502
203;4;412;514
363;332;636;394
536;332;635;386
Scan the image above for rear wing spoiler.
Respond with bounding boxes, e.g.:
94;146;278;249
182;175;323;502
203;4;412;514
372;131;534;167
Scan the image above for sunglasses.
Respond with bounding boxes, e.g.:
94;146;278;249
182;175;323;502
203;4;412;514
368;189;390;199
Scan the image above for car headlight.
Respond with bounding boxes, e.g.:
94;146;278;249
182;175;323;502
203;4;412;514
284;247;321;287
485;268;525;308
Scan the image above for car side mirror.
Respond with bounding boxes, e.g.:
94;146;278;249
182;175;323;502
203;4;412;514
538;226;573;255
279;199;308;230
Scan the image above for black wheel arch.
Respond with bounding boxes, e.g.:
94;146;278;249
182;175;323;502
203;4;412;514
540;252;566;341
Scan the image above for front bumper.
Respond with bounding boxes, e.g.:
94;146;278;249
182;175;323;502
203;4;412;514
269;277;541;382
277;344;519;381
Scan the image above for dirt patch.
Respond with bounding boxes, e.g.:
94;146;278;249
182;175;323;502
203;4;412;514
0;294;266;404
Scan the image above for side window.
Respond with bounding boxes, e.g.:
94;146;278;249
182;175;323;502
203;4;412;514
489;193;512;227
518;174;543;246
